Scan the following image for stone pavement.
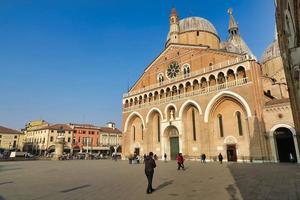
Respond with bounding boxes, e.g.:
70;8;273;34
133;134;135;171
0;160;299;200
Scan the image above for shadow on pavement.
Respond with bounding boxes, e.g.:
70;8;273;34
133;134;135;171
227;163;300;200
226;184;239;200
0;181;13;186
0;196;6;200
60;184;91;193
155;180;173;191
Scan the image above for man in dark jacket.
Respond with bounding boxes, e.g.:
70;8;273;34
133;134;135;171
144;152;156;194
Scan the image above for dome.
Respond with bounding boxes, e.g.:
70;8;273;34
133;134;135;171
261;39;281;63
167;17;219;41
179;17;218;35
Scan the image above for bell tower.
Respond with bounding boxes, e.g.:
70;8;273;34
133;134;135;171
228;8;239;37
169;8;179;44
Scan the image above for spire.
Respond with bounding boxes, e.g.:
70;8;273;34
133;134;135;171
171;7;177;17
170;7;179;24
167;7;180;46
228;8;239;35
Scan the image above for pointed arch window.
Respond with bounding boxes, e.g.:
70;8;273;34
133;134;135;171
192;108;196;141
157;115;161;142
157;74;164;85
183;64;190;78
132;126;136;141
217;114;224;137
236;111;243;136
141;124;144;140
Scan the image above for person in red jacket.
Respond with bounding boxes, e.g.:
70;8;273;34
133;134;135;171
176;153;185;170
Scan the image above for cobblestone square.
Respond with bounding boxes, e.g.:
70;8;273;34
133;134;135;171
0;160;300;200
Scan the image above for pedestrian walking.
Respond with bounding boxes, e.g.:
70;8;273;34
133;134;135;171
218;153;223;164
144;152;156;194
203;154;206;163
176;153;185;170
164;153;167;162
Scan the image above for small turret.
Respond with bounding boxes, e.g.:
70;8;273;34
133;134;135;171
169;8;179;44
228;8;239;36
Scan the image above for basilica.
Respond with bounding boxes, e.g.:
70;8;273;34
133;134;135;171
121;8;299;163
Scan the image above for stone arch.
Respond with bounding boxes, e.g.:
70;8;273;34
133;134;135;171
236;66;246;79
227;69;236;81
154;91;159;101
209;74;216;86
125;99;129;107
200;77;208;88
269;124;300;163
224;136;238;144
130;98;133;106
146;107;164;124
179;100;203;118
217;72;226;84
178;84;184;94
204;91;252;123
124;112;145;132
172;85;178;96
143;94;148;103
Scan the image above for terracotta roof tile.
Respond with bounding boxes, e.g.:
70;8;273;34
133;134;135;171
100;127;122;134
48;124;73;131
0;125;21;134
265;98;290;106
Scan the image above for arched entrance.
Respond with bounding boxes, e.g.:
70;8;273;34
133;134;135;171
164;126;179;160
224;136;238;162
274;127;297;163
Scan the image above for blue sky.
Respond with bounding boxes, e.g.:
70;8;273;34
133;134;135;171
0;0;275;129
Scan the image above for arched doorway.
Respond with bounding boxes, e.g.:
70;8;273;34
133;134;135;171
274;127;297;163
164;126;179;160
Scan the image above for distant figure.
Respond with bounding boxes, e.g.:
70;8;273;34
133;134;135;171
143;154;147;164
144;152;156;194
218;153;223;164
176;153;185;170
203;154;206;163
154;154;158;160
164;153;167;162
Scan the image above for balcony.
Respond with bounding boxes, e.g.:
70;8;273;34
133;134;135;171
123;54;251;98
123;77;250;112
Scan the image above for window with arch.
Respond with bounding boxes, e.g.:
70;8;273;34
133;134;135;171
157;73;164;85
236;111;243;136
141;124;144;140
157;115;161;142
132;126;136;141
192;108;196;141
217;114;224;137
183;64;190;78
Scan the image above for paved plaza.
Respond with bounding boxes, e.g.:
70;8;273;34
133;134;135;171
0;160;300;200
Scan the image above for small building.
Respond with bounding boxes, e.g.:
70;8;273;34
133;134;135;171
0;125;24;152
24;120;73;155
69;123;101;153
99;122;122;155
69;122;122;155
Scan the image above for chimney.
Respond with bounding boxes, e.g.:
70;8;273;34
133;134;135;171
107;122;116;129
